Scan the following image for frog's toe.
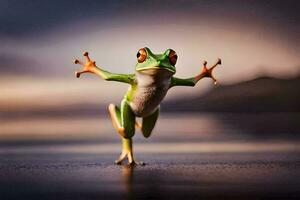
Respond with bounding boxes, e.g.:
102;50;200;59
114;151;127;165
73;59;84;65
83;51;91;61
127;160;145;166
138;161;146;166
115;160;123;165
74;70;88;78
127;161;137;167
209;58;221;71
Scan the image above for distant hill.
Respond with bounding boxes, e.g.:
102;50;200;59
2;75;300;121
163;75;300;112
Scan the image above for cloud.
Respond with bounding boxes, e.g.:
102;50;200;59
0;0;299;41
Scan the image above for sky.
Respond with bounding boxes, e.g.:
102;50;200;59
0;0;299;113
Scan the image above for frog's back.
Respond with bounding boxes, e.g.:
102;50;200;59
128;71;172;117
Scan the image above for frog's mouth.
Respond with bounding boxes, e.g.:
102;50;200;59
136;66;176;74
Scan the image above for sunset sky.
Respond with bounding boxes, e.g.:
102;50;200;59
1;0;299;113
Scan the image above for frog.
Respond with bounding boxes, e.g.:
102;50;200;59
73;47;221;165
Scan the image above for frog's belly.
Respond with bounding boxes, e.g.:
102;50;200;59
130;86;167;117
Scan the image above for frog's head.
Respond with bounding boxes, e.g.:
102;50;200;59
135;47;177;75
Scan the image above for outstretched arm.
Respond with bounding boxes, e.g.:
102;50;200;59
170;58;221;88
73;51;135;84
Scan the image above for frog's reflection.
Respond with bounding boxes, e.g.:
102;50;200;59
122;165;135;200
121;164;163;200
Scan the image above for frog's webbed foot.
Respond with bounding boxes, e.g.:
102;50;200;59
201;58;221;85
73;51;97;78
126;160;145;166
127;161;145;167
114;150;145;166
113;137;145;166
127;152;145;166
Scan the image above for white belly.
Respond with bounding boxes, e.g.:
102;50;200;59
129;70;172;117
130;86;168;117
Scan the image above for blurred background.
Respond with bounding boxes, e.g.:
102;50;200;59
1;0;300;147
1;2;300;199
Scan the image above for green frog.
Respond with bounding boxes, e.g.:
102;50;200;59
74;47;221;165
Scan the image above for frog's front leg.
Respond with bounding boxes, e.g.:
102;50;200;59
108;99;144;166
170;58;221;87
73;51;135;84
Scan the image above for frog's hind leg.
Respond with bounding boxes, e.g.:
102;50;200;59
108;100;143;165
108;103;127;164
139;107;160;138
108;104;125;136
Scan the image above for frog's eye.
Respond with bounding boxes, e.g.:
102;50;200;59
137;48;147;63
169;49;177;65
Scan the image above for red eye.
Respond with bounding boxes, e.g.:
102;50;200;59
169;49;177;65
137;48;147;63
